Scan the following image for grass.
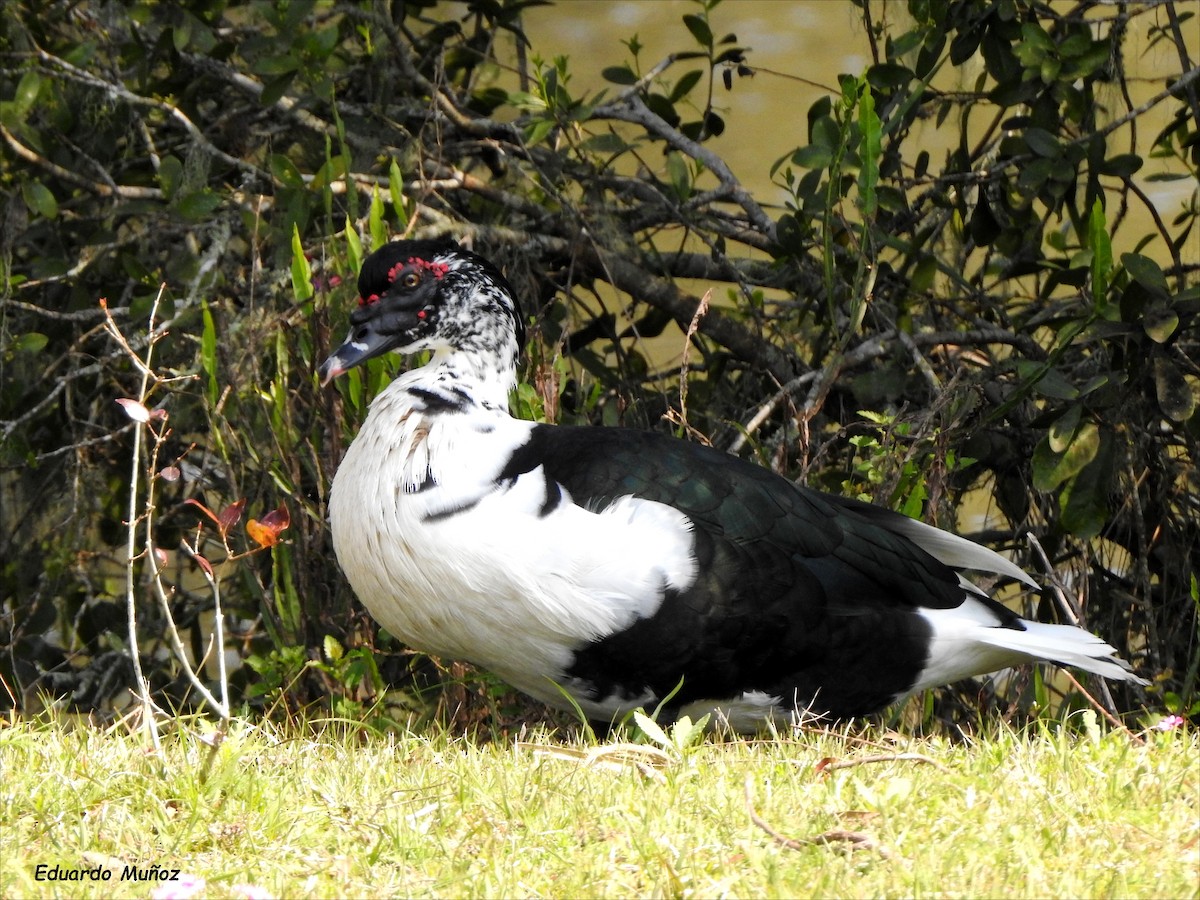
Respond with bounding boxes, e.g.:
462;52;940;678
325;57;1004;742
1;712;1196;899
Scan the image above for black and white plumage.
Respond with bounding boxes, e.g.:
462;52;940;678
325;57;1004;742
320;239;1145;729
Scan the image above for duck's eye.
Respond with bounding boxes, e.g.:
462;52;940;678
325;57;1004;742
401;271;421;289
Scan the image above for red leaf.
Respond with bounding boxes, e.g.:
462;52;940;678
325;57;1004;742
218;498;246;535
193;554;214;579
258;503;290;533
115;398;150;423
185;498;221;528
246;504;290;549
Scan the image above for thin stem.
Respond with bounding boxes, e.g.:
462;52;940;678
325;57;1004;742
145;542;230;720
179;541;232;717
104;289;167;752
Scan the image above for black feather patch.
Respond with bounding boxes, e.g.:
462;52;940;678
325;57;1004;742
539;469;563;517
423;496;482;523
408;386;466;413
503;425;957;717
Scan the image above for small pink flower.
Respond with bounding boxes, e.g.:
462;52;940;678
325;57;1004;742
231;885;274;899
1153;714;1186;731
151;874;206;900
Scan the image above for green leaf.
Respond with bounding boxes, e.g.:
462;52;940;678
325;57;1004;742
682;13;713;50
666;151;690;200
1088;199;1113;315
254;53;300;77
312;154;350;191
1015;360;1079;400
1048;403;1082;453
1024;127;1061;158
1017;22;1056;60
672;714;710;751
157;155;184;199
1121;252;1168;294
889;27;925;58
866;63;914;90
911;256;937;293
1153;356;1195;422
857;82;881;218
1098;153;1143;177
21;180;58;219
290;224;313;302
345;214;364;273
580;132;632;154
260;72;298;107
1032;421;1100;491
810;114;841;151
367;189;386;252
669;70;704;103
11;332;48;354
388;158;408;227
175;189;222;220
309;24;340;58
791;144;833;170
269;154;306;189
524;117;555;147
201;300;218;407
1058;32;1093;59
601;65;638;85
13;71;42;115
1143;304;1179;343
1060;432;1114;539
633;710;673;751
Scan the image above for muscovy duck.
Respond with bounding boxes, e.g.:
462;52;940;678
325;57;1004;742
319;239;1145;729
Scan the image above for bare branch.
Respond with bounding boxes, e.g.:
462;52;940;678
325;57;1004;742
592;94;778;242
32;47;271;185
0;123;161;200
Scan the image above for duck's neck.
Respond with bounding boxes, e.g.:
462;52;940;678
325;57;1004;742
401;344;518;412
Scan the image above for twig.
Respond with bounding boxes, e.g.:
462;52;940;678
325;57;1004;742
592;93;777;242
1025;531;1081;626
811;752;951;774
179;541;231;717
143;536;232;719
1061;670;1145;745
611;53;681;103
3;298;129;319
744;776;892;859
1163;7;1200;130
32;48;270;184
101;291;232;728
102;291;165;754
730;331;894;454
677;289;711;437
1025;531;1139;724
0;123;162;200
898;330;941;393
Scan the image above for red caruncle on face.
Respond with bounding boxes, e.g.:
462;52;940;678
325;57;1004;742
359;257;449;306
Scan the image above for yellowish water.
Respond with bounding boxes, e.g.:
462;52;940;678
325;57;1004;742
509;1;1198;385
521;0;1197;241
